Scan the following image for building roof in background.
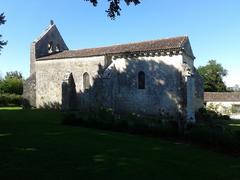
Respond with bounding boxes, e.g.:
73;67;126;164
204;92;240;102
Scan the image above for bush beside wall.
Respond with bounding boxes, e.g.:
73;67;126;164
62;108;240;155
62;109;179;138
0;93;22;107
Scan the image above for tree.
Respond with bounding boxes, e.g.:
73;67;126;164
0;71;23;95
85;0;141;19
227;84;240;92
197;60;227;92
5;71;23;80
0;13;7;52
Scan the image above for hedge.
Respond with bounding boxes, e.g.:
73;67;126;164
62;108;240;155
0;93;22;107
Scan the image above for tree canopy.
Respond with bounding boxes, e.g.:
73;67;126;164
5;71;23;80
197;60;227;92
85;0;141;19
0;13;7;52
0;71;23;95
227;84;240;92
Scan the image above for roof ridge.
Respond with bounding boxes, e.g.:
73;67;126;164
204;92;240;102
69;35;188;52
180;36;189;46
33;24;55;43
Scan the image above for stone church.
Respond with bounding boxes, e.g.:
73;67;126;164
23;21;203;122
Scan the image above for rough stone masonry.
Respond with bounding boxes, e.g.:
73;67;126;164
23;21;203;122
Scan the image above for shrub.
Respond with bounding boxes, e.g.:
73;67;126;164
195;108;230;122
62;109;240;155
0;77;23;95
62;112;91;126
185;122;240;154
62;108;115;129
97;108;115;125
0;93;22;107
113;119;129;132
62;111;180;138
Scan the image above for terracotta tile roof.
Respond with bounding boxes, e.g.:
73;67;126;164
37;36;189;60
204;92;240;102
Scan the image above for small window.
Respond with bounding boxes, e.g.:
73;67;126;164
56;44;60;52
48;41;53;54
83;72;90;90
138;71;145;89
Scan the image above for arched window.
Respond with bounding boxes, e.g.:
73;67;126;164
56;44;60;52
48;41;53;54
138;71;145;89
83;72;90;90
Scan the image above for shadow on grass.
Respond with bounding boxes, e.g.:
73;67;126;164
0;109;240;180
0;133;12;137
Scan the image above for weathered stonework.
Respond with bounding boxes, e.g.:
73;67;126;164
24;22;203;122
23;73;36;108
30;23;68;75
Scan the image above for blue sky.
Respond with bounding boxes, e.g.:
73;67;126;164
0;0;240;86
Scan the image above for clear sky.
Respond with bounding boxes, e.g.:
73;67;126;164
0;0;240;86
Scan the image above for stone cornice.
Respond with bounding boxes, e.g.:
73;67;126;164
112;48;185;60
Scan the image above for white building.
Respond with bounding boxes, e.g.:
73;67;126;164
204;92;240;116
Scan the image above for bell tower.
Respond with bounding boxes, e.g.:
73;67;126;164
30;20;69;74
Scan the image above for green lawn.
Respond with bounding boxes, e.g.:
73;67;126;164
0;110;240;180
0;106;22;110
228;120;240;131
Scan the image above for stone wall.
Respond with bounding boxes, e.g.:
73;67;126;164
183;54;204;118
30;24;68;75
35;54;190;117
34;25;68;59
25;22;204;119
111;56;184;116
31;42;204;118
35;56;106;108
193;70;204;111
23;73;36;108
62;72;77;110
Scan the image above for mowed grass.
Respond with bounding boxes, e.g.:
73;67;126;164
228;120;240;131
0;106;22;110
0;110;240;180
